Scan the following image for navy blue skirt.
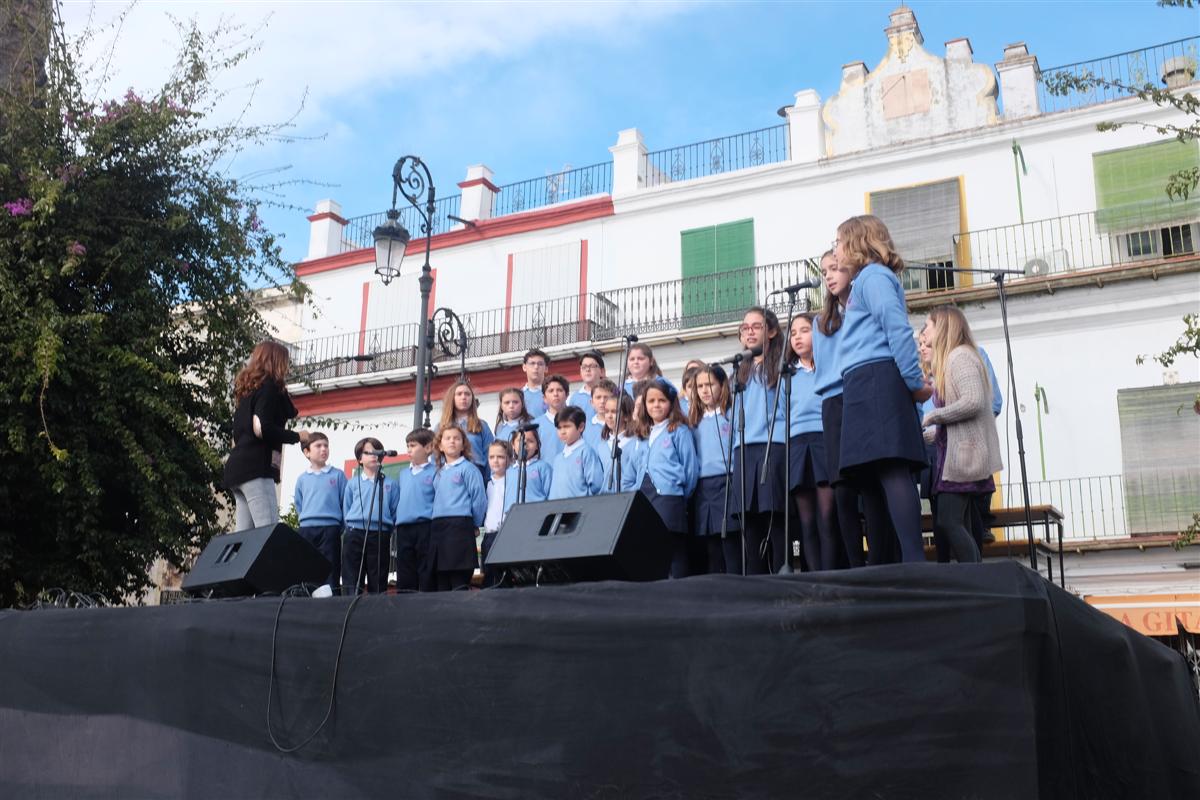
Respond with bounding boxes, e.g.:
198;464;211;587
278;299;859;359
840;360;926;474
731;442;788;515
788;432;829;490
821;394;848;484
691;474;739;536
430;516;479;573
639;475;687;535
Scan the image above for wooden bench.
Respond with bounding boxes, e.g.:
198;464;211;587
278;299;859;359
922;504;1065;584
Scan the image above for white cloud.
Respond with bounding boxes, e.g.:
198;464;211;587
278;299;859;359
59;1;685;131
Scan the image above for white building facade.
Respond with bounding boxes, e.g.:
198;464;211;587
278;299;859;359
276;9;1200;621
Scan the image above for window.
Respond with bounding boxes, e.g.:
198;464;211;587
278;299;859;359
1093;139;1200;231
1116;382;1200;536
680;219;755;326
868;178;961;293
1163;223;1195;257
1120;223;1198;261
1124;230;1156;258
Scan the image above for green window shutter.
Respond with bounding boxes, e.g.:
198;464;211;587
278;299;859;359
680;226;716;279
1094;139;1200;230
1116;382;1200;536
713;219;755;270
679;220;755;327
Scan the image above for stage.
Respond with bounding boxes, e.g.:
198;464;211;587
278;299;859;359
1;563;1197;799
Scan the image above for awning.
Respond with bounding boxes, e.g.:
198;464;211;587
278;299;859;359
1084;593;1200;636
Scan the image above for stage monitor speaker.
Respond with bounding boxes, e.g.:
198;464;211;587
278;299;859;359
182;523;331;597
485;492;671;584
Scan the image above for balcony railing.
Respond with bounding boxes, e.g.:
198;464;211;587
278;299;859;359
950;204;1199;282
492;162;613;217
1038;36;1200;114
642;124;790;188
341;194;463;252
999;472;1199;541
288;258;822;382
598;258;822;335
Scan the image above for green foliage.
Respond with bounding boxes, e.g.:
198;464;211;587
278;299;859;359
1175;513;1200;550
0;6;296;606
280;503;300;530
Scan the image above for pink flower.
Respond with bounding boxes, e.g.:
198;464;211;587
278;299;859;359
67;241;86;257
3;198;33;216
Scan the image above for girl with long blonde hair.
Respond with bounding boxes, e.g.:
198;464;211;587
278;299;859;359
438;380;494;480
834;215;930;564
920;306;1003;564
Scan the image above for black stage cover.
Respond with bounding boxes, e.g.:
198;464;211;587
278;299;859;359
1;562;1197;799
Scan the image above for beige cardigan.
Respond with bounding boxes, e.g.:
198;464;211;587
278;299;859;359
922;346;1003;483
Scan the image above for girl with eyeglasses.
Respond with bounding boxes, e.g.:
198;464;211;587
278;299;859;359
729;306;789;574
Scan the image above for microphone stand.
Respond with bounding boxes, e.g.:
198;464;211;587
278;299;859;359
375;462;387;593
726;353;749;576
608;335;636;492
516;430;529;504
761;287;802;573
906;262;1039;576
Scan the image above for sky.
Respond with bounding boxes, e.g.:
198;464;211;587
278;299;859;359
59;0;1194;268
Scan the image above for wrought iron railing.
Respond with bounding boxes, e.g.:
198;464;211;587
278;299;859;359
492;162;613;217
642;124;790;188
950;204;1199;282
999;472;1199;540
287;258;822;381
341;194;463;252
598;258;822;335
1038;36;1200;114
290;294;621;382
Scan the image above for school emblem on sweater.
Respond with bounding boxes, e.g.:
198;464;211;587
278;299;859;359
452;473;463;484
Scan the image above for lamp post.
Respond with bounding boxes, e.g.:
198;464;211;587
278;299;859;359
373;156;436;432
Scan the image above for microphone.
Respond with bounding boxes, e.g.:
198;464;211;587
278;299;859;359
365;449;398;458
515;422;541;433
348;354;375;362
715;344;763;364
768;279;820;295
624;334;639;343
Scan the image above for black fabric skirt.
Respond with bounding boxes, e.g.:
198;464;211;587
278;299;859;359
691;474;739;536
788;432;829;490
821;394;847;484
840;360;927;474
430;516;479;573
639;475;687;535
918;441;938;500
731;442;788;515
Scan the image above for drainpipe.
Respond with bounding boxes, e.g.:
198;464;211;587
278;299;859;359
1012;140;1028;224
1033;383;1049;480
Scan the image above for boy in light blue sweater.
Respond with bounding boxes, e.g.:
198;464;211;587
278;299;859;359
293;432;347;590
342;437;400;594
394;429;437;592
548;406;605;499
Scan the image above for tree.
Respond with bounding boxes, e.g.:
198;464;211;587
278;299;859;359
0;1;300;606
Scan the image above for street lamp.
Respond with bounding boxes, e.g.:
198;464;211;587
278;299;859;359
374;156;436;432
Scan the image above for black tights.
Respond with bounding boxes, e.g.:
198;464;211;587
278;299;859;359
858;461;924;563
741;511;785;574
935;492;982;563
793;486;840;571
834;484;866;567
834;483;896;565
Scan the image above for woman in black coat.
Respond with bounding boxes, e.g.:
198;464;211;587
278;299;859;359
222;341;310;530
